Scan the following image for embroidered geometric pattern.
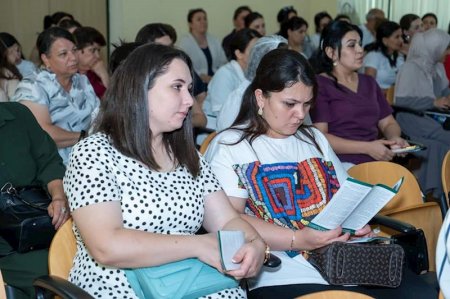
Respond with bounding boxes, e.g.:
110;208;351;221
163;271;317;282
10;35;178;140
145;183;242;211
233;158;340;229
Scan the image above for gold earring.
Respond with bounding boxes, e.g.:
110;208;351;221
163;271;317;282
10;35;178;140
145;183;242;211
258;107;263;116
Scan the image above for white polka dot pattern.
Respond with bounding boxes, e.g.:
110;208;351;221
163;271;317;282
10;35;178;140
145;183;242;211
63;133;245;298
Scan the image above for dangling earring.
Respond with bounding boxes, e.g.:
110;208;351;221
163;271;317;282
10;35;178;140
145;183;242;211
332;60;338;67
258;106;263;116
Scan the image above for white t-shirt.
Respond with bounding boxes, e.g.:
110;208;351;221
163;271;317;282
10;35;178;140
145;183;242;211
204;128;349;290
363;51;404;89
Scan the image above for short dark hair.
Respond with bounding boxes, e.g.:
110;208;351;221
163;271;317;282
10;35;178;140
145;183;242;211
96;44;200;176
233;6;251;20
230;48;320;152
58;19;82;31
422;12;438;25
0;32;22;80
187;8;206;23
135;23;177;44
109;41;143;74
280;16;309;39
73;26;106;49
229;29;261;60
245;12;263;28
366;21;401;67
314;11;332;33
44;11;74;30
335;14;351;23
37;27;75;56
399;13;420;42
277;6;297;24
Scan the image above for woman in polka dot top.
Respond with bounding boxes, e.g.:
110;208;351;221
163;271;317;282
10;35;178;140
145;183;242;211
63;44;266;299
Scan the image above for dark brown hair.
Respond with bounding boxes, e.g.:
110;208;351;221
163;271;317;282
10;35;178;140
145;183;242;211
229;48;321;153
95;44;200;176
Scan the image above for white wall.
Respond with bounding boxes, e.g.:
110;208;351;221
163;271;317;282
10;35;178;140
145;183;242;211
108;0;339;51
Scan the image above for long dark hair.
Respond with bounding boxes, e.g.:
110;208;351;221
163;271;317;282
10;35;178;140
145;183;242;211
0;32;22;80
95;44;200;176
314;21;362;88
229;48;322;152
365;21;400;67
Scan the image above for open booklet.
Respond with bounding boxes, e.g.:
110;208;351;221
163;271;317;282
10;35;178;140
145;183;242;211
308;177;404;234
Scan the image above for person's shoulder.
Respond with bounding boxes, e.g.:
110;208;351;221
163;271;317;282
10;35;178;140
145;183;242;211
73;132;111;155
0;102;34;118
358;73;377;85
215;128;243;144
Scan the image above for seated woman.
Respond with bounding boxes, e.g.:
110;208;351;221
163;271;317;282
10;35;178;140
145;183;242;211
0;35;21;101
399;14;423;56
216;35;287;131
280;16;314;58
0;32;38;79
179;8;227;84
310;11;332;51
364;21;405;95
73;26;108;99
244;12;266;37
205;47;436;299
395;28;450;198
422;13;438;31
204;28;261;129
310;21;408;169
63;43;266;298
0;102;69;299
11;27;99;164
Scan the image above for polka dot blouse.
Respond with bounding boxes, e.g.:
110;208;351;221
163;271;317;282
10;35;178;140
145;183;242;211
63;133;246;299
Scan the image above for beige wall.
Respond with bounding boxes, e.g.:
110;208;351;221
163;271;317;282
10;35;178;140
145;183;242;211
109;0;338;49
0;0;107;61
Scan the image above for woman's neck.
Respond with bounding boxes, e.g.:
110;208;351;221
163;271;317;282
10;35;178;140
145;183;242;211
289;42;302;53
332;66;356;83
56;75;72;92
191;31;207;47
151;135;175;172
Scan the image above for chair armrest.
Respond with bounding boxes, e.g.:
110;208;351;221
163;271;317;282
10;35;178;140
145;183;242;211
34;275;94;299
369;214;416;233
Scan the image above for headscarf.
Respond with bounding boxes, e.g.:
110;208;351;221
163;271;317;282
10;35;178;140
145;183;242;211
245;35;287;81
395;29;450;101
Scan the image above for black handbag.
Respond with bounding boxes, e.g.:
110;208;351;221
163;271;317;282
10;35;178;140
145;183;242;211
306;241;405;287
0;183;56;253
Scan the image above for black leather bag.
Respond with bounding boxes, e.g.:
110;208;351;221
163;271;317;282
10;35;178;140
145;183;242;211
0;183;55;253
307;241;405;287
391;229;428;274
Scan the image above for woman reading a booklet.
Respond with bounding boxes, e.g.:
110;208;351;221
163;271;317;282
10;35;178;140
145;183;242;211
63;44;266;299
205;48;436;298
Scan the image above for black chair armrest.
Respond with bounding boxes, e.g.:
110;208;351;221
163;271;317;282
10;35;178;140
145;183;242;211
34;275;94;299
369;214;416;233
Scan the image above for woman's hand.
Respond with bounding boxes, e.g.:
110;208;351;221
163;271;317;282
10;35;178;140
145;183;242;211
47;197;70;229
226;238;266;280
366;139;395;161
295;226;350;251
434;96;450;109
388;136;410;157
350;224;376;240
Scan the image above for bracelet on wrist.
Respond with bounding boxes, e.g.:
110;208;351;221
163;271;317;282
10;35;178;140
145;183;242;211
263;243;270;264
290;230;296;251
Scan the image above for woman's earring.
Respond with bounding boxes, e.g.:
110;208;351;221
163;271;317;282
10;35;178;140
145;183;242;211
258;106;263;116
332;60;338;67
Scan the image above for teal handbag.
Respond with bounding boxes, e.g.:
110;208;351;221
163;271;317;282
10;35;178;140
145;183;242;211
124;258;239;299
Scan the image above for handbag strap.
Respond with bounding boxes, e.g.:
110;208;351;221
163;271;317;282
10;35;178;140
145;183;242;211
1;182;49;211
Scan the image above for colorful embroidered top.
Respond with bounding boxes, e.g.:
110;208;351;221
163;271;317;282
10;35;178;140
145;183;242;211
233;159;340;230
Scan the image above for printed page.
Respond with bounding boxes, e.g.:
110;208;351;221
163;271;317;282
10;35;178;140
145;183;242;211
218;231;245;271
341;184;396;230
310;178;372;230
